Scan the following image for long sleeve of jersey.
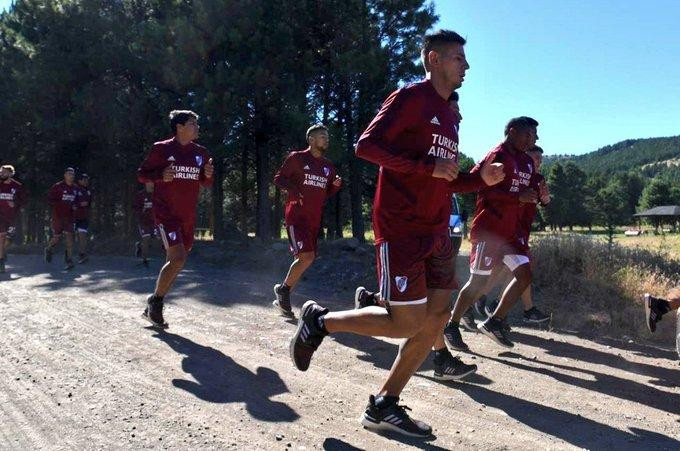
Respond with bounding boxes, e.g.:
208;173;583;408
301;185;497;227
450;169;486;194
355;90;436;174
138;145;167;184
47;184;59;205
327;167;341;198
274;154;301;200
199;150;213;188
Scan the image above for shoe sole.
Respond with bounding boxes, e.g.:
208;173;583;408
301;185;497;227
354;286;366;309
359;413;431;438
289;300;317;371
272;300;295;318
644;293;654;333
433;365;478;381
141;312;168;329
477;323;513;348
523;317;550;324
460;318;477;332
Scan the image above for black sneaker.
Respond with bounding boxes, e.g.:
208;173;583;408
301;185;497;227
44;246;53;263
433;350;477;381
644;293;669;333
289;300;328;371
443;321;469;352
478;317;513;348
142;258;149;268
523;307;550;324
460;309;477;332
473;296;487;317
500;317;512;333
64;259;75;271
484;299;499;318
77;253;88;264
273;283;294;318
360;395;432;438
0;258;5;273
134;241;142;258
142;295;168;329
355;286;377;309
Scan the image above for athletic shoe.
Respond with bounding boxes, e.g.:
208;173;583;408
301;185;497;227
355;286;377;309
360;395;432;438
273;283;294;318
433;350;477;381
77;253;88;264
478;317;514;348
473;296;487;317
484;299;499;318
142;258;149;268
134;241;142;258
644;293;669;333
523;307;550;324
443;321;469;352
0;258;5;273
500;317;512;333
44;246;53;263
460;309;477;332
64;259;75;271
290;300;328;371
142;295;168;329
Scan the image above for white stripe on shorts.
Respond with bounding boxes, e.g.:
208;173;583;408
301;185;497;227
158;224;169;250
288;225;298;253
388;297;427;306
503;254;530;272
379;242;390;302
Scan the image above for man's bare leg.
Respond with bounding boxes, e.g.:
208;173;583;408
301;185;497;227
450;273;490;322
491;263;532;319
154;244;186;297
77;231;87;257
283;251;315;290
325;302;427;339
64;232;74;262
141;236;150;260
0;233;6;261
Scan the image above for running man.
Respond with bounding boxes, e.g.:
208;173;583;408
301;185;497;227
289;30;504;437
137;110;213;328
472;145;552;326
272;124;341;317
0;165;25;273
444;117;539;351
644;290;680;333
74;173;92;264
45;167;79;270
133;182;156;267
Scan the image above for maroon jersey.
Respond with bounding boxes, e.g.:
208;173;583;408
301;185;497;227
48;181;78;218
470;142;535;242
133;189;154;225
74;185;92;220
137;137;212;223
0;179;25;221
274;149;340;228
517;173;544;240
355;80;486;243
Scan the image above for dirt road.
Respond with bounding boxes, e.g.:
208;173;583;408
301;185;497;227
0;254;678;450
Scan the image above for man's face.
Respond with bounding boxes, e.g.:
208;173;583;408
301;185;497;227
527;150;542;169
510;126;537;152
64;172;75;184
309;130;329;151
0;168;10;180
79;178;89;187
177;117;199;141
448;99;462;125
431;44;469;90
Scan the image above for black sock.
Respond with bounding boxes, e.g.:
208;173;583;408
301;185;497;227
281;283;291;292
374;395;399;410
479;295;487;303
151;294;164;303
433;347;450;363
316;313;328;335
658;299;672;315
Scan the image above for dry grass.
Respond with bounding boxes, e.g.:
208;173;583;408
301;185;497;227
529;233;679;344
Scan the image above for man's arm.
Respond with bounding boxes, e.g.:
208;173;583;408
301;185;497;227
138;145;167;184
327;165;341;198
47;184;59;205
450;150;505;193
199;151;214;188
273;154;301;200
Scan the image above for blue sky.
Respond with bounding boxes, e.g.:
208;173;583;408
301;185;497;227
435;0;680;160
2;1;678;160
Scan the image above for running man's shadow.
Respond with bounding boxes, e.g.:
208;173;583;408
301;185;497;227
152;331;299;422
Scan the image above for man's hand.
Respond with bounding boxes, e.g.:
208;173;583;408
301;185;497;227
539;180;551;204
204;157;214;179
162;165;175;182
432;158;459;181
333;176;342;187
519;188;538;204
7;201;14;208
480;159;505;186
80;201;88;207
294;194;304;207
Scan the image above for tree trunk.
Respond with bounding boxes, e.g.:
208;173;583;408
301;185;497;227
255;131;271;242
343;95;364;242
240;146;249;234
212;155;225;240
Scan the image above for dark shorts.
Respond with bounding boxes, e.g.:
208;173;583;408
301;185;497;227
52;214;75;235
0;217;16;237
75;218;89;233
376;234;456;305
157;218;194;252
469;238;529;276
286;224;319;256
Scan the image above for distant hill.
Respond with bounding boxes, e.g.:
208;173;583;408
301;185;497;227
544;135;680;180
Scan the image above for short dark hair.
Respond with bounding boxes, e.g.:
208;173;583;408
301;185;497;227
504;116;539;136
421;29;466;70
65;167;75;174
448;91;459;103
306;124;328;141
528;145;544;154
169;110;199;134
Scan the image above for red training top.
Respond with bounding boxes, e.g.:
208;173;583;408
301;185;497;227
133;189;154;225
48;181;78;218
470;142;535;242
0;179;25;221
274;148;340;230
355;79;486;243
517;172;544;241
137;137;212;223
74;185;92;221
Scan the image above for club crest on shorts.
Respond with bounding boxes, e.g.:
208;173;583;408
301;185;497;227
484;257;492;266
297;241;304;250
168;232;177;241
323;167;330;176
195;155;203;167
395;276;408;293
